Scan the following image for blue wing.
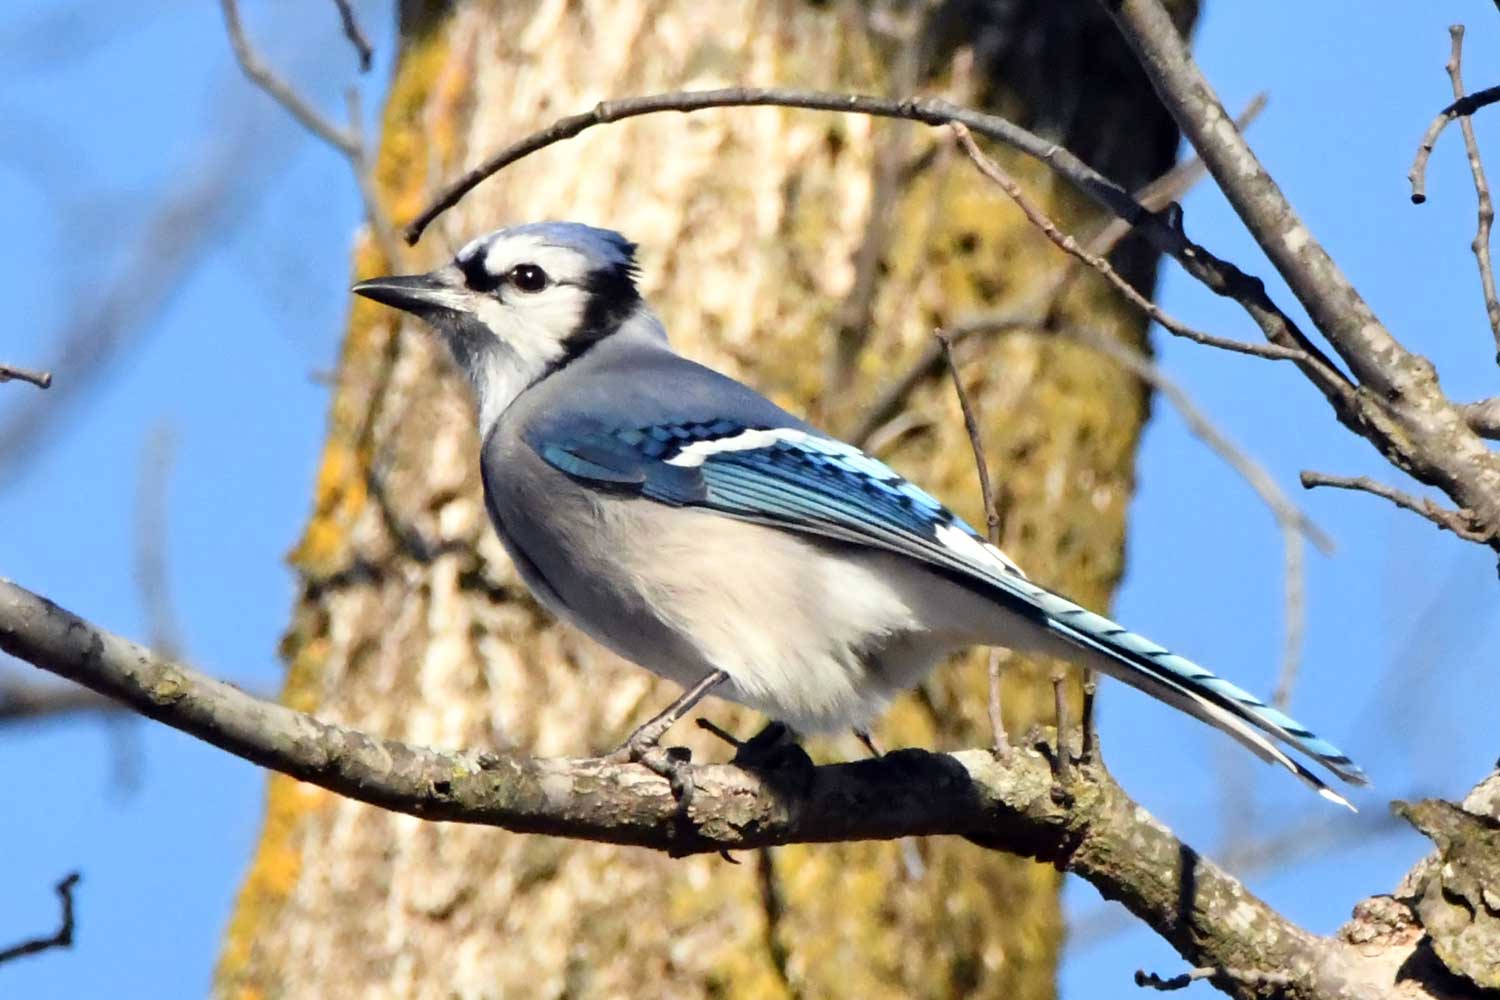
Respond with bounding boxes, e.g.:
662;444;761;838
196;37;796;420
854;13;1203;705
534;418;1027;590
530;416;1367;803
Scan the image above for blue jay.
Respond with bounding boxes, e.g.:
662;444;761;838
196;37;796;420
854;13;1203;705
354;221;1367;807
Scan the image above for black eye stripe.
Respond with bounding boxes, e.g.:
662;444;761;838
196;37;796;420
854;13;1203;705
458;253;500;292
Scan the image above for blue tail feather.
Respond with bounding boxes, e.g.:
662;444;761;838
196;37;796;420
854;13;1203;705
995;576;1368;802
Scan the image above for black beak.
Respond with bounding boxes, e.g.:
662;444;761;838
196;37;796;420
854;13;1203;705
351;273;455;315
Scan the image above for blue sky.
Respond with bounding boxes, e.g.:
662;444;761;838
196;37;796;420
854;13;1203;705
1;3;1497;998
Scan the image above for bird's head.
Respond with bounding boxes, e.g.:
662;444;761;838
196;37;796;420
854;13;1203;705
353;221;646;426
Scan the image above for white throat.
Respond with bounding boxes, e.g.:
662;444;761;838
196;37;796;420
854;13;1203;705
457;302;668;439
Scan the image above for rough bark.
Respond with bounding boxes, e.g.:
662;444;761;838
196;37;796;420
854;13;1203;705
215;2;1192;998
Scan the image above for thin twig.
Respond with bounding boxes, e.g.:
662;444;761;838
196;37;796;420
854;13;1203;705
1300;471;1492;543
2;139;266;476
756;850;802;1000
826;23;923;394
217;0;397;267
404;88;1153;245
0;873;80;966
966;319;1333;555
1055;91;1268;307
345;88;402;268
1272;524;1306;710
1052;673;1071;780
134;425;184;661
1079;674;1098;763
0;363;52;389
934;329;1010;755
331;0;373;72
933;332;1000;540
951;316;1330;708
1410;71;1500;205
1440;26;1500;363
847;93;1266;449
0;677;121;722
219;0;358;156
951;123;1308;365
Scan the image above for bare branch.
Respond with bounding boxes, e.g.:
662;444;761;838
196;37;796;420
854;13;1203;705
959;318;1333;555
1410;79;1500;204
0;363;52;390
1460;396;1500;438
1273;524;1307;710
934;332;1001;541
406;88;1163;245
219;0;358;157
217;0;398;267
848;95;1264;448
1441;26;1500;362
1104;0;1500;542
951;122;1309;365
0;575;1373;999
1053;323;1329;708
0;873;80;966
1300;471;1492;543
134;425;184;660
0;677;121;723
933;329;1010;754
344;87;403;268
331;0;373;72
0;140;261;476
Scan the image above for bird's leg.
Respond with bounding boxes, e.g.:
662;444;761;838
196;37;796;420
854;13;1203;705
607;669;729;764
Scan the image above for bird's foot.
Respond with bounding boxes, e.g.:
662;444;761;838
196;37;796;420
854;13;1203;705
604;669;730;765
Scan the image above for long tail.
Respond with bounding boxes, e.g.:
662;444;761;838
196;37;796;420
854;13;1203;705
996;576;1369;809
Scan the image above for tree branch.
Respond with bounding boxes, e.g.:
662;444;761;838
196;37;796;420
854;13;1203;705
1103;0;1500;543
1460;396;1500;438
0;363;52;390
933;329;1011;753
951;122;1308;364
1410;79;1500;204
219;0;357;157
1437;25;1500;363
844;92;1266;450
0;676;121;723
0;574;1386;998
217;0;399;267
330;0;373;73
0;873;80;966
1299;471;1492;543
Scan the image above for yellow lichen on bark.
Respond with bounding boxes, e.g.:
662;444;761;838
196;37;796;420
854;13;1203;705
218;2;1187;998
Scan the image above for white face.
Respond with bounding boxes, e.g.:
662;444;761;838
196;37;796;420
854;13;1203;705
450;232;597;369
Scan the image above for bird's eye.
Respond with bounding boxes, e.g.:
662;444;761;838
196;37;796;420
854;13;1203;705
508;264;550;293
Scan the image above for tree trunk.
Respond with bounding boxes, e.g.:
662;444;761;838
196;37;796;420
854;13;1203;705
216;2;1194;997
